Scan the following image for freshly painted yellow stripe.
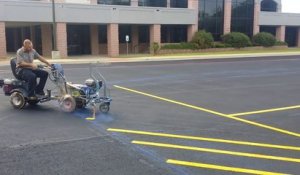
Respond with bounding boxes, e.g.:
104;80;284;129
114;85;300;138
107;128;300;151
114;85;228;116
167;159;290;175
133;140;300;163
230;105;300;117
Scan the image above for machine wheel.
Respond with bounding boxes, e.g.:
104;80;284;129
10;92;26;109
27;100;39;106
99;102;110;113
60;95;76;112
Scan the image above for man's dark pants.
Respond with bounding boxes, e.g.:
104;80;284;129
18;68;48;96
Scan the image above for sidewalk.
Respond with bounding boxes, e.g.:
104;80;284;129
1;51;300;66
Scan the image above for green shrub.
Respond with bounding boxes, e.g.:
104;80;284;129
214;42;226;48
191;30;214;49
252;32;276;47
274;40;288;46
151;42;160;55
161;42;198;50
214;42;232;48
222;32;252;48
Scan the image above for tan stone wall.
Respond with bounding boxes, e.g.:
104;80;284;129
188;25;197;42
276;26;286;42
150;24;161;45
167;0;170;8
55;0;65;3
107;24;119;57
187;0;199;42
0;22;6;59
90;0;97;4
41;24;53;57
253;1;260;35
223;0;232;34
188;0;198;9
131;0;138;7
56;23;68;58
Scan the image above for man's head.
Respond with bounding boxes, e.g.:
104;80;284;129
23;39;33;52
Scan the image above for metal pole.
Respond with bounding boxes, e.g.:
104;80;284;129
126;41;128;55
52;0;57;51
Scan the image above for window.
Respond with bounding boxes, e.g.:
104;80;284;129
170;0;187;8
98;25;107;43
67;25;91;55
138;0;167;7
98;0;130;6
139;25;149;43
231;0;254;37
161;25;187;43
260;26;276;36
261;0;277;12
199;0;224;40
285;27;298;47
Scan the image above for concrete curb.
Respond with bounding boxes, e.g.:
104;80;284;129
1;52;300;66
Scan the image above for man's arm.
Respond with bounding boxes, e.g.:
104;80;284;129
37;55;51;67
18;61;37;69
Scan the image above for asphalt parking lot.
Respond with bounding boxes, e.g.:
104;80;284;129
1;56;300;175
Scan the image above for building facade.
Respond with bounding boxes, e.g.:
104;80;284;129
0;0;300;58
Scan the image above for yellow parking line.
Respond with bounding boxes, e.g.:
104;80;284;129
114;85;300;138
107;128;300;151
230;105;300;117
133;140;300;163
167;159;290;175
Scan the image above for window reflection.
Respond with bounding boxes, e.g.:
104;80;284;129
170;0;187;8
97;0;131;6
199;0;224;40
261;0;277;12
231;0;254;37
138;0;167;7
161;25;187;43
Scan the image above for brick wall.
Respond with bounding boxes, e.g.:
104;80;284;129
253;1;260;35
90;0;97;4
276;26;286;42
56;23;68;58
167;0;170;7
187;0;198;41
131;0;138;7
0;22;7;59
188;0;198;9
107;24;119;57
150;24;161;45
41;24;52;57
55;0;65;3
188;25;197;42
223;0;232;34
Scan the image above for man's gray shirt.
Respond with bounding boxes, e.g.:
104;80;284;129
16;48;40;64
